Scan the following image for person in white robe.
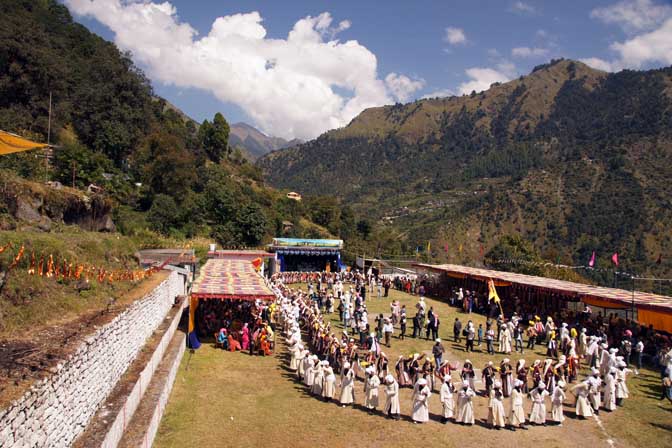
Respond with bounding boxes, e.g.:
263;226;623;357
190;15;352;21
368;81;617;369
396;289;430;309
304;356;316;387
587;368;602;414
412;378;431;423
602;368;617;412
311;361;324;396
578;328;588;358
339;363;356;407
488;381;506;429
384;374;401;420
551;380;566;425
440;375;455;423
500;326;512;354
288;342;300;370
529;382;550;425
296;349;308;380
322;363;336;401
572;381;593;419
615;361;631;405
364;367;381;411
509;380;527;431
456;383;475;425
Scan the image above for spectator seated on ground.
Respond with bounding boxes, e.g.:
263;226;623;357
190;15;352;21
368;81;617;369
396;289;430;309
216;328;230;350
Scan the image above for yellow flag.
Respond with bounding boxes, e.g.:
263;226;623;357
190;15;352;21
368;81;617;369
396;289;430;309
458;244;463;253
427;241;431;252
488;279;500;303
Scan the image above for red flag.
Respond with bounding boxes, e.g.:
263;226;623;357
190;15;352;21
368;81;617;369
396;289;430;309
611;252;619;266
251;257;263;270
588;251;596;268
656;253;662;265
479;244;485;258
444;244;449;253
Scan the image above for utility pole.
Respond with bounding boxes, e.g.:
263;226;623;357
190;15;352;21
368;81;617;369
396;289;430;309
45;91;52;183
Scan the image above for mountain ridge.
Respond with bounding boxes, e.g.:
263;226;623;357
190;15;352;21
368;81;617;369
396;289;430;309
230;122;302;160
258;59;672;282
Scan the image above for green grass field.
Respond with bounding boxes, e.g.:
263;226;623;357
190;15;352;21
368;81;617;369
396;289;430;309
154;285;671;448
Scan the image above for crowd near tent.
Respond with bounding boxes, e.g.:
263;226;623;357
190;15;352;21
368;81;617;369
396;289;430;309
188;254;276;346
414;263;672;333
414;263;672;332
269;238;344;272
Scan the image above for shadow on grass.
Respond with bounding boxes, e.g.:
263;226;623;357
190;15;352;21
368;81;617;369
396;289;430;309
649;422;672;432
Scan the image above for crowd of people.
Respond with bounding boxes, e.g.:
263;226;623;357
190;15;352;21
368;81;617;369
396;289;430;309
197;297;277;356
269;272;672;428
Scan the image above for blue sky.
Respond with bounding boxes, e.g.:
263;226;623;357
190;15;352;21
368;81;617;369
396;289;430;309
66;0;672;139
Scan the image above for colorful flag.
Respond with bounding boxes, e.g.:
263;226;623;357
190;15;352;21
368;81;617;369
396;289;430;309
458;244;463;253
656;253;662;265
611;252;619;266
444;243;449;253
427;241;431;253
487;279;500;304
479;244;485;258
589;251;596;268
251;257;263;270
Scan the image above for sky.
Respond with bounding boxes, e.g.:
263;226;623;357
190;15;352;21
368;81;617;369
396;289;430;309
64;0;672;140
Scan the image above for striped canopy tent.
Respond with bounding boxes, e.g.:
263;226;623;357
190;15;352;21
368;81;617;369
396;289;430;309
0;130;48;155
414;263;672;333
188;258;275;335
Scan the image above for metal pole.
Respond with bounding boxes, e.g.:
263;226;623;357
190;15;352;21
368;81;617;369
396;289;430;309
45;91;52;183
631;276;635;321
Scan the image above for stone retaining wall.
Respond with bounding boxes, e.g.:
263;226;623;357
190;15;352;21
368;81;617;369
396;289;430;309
0;271;184;448
99;298;185;448
138;333;186;448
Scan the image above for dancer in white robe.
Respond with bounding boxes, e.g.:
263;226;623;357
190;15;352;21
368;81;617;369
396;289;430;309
384;374;401;420
509;380;527;431
602;368;617;411
339;363;355;407
488;381;506;429
440;376;455;423
551;380;566;425
364;367;381;411
615;361;630;406
456;383;475;425
500;326;512;354
296;349;308;380
572;381;593;418
322;363;336;401
587;368;602;414
411;378;431;423
311;361;324;396
288;342;300;370
304;356;316;387
529;383;549;425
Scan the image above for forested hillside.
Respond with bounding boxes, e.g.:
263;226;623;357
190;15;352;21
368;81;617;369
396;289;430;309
0;0;340;247
259;59;672;282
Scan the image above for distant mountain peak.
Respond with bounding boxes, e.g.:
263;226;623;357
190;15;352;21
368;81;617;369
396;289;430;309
229;122;302;160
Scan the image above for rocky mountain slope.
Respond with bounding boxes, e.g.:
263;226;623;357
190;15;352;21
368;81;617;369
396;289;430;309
259;59;672;278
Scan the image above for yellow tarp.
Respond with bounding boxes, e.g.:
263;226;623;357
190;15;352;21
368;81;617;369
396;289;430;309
637;308;672;333
0;130;47;155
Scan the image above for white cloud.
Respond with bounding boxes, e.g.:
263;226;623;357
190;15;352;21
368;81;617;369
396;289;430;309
385;73;426;102
511;1;536;14
444;27;467;45
511;46;550;58
591;0;672;33
458;67;512;95
420;88;455;100
610;17;672;67
64;1;412;140
579;57;616;72
583;16;672;71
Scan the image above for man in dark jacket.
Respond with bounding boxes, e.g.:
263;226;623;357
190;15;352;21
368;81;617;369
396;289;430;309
454;318;462;343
